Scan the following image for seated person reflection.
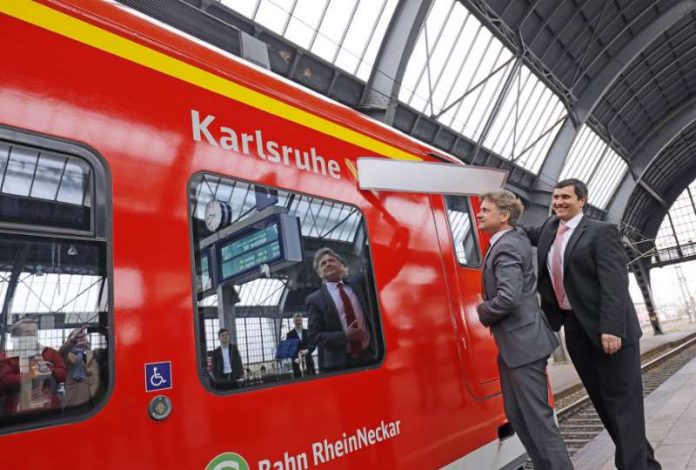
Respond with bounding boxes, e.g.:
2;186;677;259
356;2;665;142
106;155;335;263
59;328;100;407
307;248;374;372
211;328;244;389
0;318;66;416
286;313;315;377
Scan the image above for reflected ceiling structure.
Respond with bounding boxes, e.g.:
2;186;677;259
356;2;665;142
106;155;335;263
118;0;696;267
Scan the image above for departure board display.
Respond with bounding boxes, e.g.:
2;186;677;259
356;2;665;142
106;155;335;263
220;224;281;280
215;213;303;286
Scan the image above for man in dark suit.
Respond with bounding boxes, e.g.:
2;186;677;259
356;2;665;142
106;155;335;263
476;190;572;470
524;179;660;470
211;328;244;389
286;313;315;377
306;247;374;372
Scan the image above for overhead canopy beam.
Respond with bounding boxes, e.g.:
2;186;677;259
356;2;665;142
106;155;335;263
623;160;696;248
607;96;696;222
360;0;434;124
534;0;696;192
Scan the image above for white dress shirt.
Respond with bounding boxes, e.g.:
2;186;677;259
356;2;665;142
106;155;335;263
221;345;232;373
325;281;370;350
489;227;513;247
546;213;584;309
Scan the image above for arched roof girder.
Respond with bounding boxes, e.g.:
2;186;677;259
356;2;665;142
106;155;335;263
607;96;696;223
637;166;696;248
534;0;696;192
360;0;434;124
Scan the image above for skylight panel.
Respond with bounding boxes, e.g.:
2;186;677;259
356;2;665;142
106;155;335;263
253;0;294;34
12;274;103;314
284;0;329;49
224;0;397;80
399;0;516;141
560;126;627;209
587;152;626;209
655;182;696;250
237;278;285;306
483;65;567;173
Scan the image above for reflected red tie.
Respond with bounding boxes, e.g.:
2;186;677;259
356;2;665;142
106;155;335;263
551;224;570;308
338;282;362;358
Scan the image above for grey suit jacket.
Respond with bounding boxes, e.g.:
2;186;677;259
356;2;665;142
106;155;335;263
477;228;558;368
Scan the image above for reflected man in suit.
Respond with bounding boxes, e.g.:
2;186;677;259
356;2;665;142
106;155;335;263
286;313;315;377
476;190;572;470
211;328;244;389
307;247;374;372
524;179;659;470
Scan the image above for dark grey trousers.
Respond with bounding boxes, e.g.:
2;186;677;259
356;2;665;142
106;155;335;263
499;356;573;470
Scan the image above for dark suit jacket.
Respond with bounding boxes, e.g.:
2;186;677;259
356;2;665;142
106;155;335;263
306;278;374;371
524;215;642;349
211;344;244;383
477;228;558;368
286;328;315;376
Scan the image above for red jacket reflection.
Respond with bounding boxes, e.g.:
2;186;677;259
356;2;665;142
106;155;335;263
0;348;66;416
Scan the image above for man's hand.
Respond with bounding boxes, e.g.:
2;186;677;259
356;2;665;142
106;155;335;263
346;322;368;342
601;333;622;355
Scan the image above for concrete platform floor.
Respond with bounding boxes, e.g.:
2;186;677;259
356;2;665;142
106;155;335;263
571;344;696;469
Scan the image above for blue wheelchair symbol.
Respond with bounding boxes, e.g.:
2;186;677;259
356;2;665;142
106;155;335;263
145;361;172;392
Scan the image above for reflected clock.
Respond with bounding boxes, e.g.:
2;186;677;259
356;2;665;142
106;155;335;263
204;199;231;232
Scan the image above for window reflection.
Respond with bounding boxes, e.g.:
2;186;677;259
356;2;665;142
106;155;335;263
190;174;383;391
0;143;92;232
0;139;108;431
0;237;108;426
445;195;480;266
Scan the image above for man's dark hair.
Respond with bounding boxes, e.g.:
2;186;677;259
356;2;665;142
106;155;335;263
218;328;229;337
554;178;588;202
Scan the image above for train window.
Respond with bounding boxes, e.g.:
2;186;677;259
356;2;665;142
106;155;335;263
444;195;481;267
189;174;384;392
0;137;110;432
0;142;93;232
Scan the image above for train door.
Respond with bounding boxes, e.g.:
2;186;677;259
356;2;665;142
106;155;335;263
430;194;501;399
356;158;504;399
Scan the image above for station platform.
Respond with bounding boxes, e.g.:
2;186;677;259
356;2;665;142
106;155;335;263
548;323;696;396
569;346;696;469
544;322;696;469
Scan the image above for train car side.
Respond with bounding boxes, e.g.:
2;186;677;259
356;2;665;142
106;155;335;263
0;2;523;469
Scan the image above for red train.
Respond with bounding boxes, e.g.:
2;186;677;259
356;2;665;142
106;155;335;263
0;1;528;468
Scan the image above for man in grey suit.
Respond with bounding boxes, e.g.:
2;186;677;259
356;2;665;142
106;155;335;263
476;190;572;470
524;179;660;470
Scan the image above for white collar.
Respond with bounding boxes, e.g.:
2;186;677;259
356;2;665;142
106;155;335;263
490;227;513;246
560;212;584;230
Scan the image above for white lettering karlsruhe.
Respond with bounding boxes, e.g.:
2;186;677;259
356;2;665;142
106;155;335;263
191;109;341;180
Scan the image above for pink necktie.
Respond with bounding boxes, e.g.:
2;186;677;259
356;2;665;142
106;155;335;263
551;224;569;308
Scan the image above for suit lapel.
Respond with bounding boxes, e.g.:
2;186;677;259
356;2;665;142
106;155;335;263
482;229;514;298
321;285;342;325
538;217;559;270
563;216;588;271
